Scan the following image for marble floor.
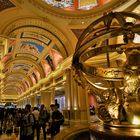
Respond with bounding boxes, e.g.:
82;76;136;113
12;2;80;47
34;125;69;140
0;132;53;140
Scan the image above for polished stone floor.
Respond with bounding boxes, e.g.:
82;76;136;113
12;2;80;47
0;125;69;140
35;125;67;140
0;132;53;140
0;129;53;140
34;125;68;140
0;126;67;140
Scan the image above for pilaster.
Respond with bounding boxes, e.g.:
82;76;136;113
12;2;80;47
64;68;89;126
41;90;52;110
31;96;36;107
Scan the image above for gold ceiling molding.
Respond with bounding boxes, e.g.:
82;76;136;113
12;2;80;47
1;95;17;101
4;81;23;87
3;58;43;96
19;55;71;100
4;73;30;83
4;80;26;92
26;0;129;19
5;58;45;78
3;86;21;95
1;17;71;57
3;84;22;91
4;71;33;87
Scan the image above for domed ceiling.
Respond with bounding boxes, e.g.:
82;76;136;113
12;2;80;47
42;0;111;11
25;0;128;18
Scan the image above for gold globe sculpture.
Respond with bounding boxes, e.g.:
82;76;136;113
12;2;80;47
72;11;140;130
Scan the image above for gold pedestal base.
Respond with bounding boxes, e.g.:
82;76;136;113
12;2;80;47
90;122;140;140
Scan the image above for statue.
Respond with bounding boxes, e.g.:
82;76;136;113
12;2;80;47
72;12;140;129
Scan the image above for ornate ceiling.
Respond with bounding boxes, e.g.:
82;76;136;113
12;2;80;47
21;0;129;18
0;0;138;102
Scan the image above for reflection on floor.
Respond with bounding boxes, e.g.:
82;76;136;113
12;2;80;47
0;131;54;140
0;133;19;140
0;130;51;140
0;118;103;140
0;125;69;140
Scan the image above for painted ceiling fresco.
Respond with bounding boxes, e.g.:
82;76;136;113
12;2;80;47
0;0;15;12
43;0;111;11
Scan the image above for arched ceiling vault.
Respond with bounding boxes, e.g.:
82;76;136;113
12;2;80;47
4;80;27;93
3;86;22;94
3;86;21;95
1;17;71;57
4;71;33;87
5;58;45;78
0;0;138;101
1;15;71;98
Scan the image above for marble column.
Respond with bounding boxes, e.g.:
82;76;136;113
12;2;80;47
77;85;90;124
64;69;72;110
31;96;36;107
41;90;52;110
64;68;89;126
63;69;72;125
50;87;55;105
34;96;38;107
41;92;44;105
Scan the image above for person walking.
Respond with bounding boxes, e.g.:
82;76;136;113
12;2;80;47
32;107;39;139
38;104;47;140
49;104;64;137
20;104;34;140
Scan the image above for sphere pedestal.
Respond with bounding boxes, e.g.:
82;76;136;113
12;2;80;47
89;122;140;140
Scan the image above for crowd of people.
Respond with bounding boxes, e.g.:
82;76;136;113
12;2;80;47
0;103;64;140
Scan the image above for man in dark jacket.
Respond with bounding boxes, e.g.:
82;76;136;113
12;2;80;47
50;104;64;136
